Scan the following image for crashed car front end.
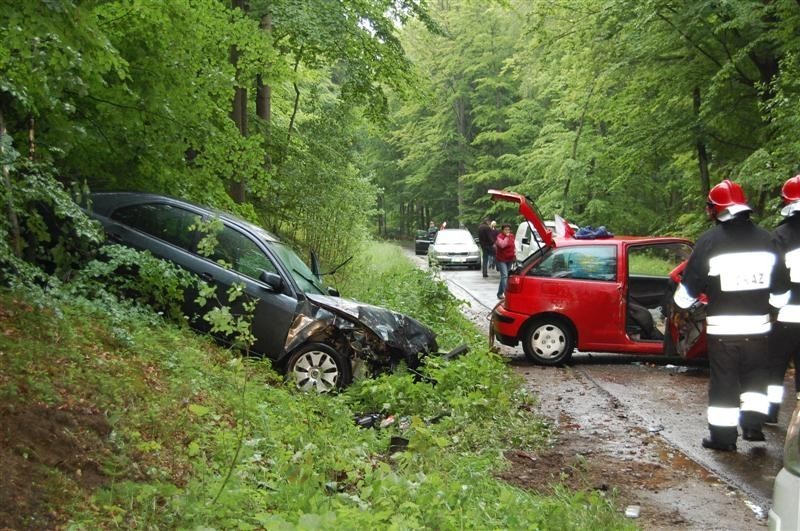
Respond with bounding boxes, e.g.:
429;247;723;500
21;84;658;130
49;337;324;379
286;294;439;379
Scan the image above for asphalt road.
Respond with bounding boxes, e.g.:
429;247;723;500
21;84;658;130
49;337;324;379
412;252;796;520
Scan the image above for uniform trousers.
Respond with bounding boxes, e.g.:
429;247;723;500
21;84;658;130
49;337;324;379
707;334;769;444
767;322;800;399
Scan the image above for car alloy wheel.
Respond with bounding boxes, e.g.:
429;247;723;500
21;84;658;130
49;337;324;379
522;318;575;366
286;343;352;392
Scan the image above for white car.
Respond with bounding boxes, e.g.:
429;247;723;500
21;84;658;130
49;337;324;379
769;400;800;529
428;228;481;269
515;219;579;263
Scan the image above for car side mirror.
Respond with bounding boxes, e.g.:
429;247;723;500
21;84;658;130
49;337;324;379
259;270;283;291
327;286;340;297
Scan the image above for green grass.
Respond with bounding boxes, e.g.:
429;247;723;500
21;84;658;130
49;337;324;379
0;241;633;530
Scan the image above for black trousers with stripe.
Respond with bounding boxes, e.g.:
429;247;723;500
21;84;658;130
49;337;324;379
768;322;800;393
707;334;769;443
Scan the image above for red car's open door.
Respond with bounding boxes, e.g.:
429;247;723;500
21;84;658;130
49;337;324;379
665;260;707;359
488;189;556;249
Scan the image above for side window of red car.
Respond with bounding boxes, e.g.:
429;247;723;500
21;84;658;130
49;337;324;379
531;246;617;281
111;203;198;251
568;246;617;280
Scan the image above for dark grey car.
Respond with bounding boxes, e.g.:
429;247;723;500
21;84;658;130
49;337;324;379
89;192;438;392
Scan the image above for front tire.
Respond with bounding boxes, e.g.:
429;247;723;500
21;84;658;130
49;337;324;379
521;317;575;365
286;343;352;392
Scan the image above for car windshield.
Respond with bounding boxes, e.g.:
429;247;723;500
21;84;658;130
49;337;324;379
436;230;472;244
267;240;326;295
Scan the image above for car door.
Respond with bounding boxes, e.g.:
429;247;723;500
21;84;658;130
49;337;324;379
105;202;297;359
104;201;206;314
515;222;533;262
524;244;623;347
196;222;298;359
626;241;705;357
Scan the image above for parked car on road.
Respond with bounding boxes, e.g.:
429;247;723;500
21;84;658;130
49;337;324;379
88;192;439;392
769;402;800;530
414;229;434;255
489;189;706;365
427;228;481;269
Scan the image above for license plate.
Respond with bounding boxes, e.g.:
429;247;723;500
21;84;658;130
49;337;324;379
452;257;466;262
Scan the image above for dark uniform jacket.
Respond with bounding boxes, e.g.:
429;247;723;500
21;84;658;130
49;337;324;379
774;214;800;323
677;216;788;336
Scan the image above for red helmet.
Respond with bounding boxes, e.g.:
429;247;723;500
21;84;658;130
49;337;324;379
782;175;800;204
707;179;750;220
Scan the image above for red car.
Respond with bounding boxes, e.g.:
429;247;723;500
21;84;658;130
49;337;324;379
489;190;706;365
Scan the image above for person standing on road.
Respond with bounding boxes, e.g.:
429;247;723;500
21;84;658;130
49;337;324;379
766;175;800;423
673;179;788;452
489;220;499;269
494;223;515;299
478;218;496;278
426;221;438;241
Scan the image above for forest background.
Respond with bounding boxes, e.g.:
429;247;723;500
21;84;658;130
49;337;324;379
1;1;797;526
3;0;800;269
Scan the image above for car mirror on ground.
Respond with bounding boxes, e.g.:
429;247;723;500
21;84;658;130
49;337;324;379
259;270;283;291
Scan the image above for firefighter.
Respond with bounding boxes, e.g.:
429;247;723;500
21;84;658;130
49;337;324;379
765;175;800;423
674;179;788;451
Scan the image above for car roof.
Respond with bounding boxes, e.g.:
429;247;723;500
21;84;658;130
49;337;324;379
90;192;280;243
554;235;692;246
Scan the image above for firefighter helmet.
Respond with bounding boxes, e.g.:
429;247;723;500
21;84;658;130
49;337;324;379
780;175;800;217
782;175;800;204
707;179;751;221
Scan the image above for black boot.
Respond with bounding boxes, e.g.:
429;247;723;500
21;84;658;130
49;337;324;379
702;437;736;452
766;403;780;424
742;428;765;441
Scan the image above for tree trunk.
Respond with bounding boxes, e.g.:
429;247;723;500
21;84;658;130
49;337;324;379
454;95;469;227
693;87;710;197
27;115;35;161
287;48;303;148
0;108;22;257
229;0;248;203
564;77;597;211
256;12;272;170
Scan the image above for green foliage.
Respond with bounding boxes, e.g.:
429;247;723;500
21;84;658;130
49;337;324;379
0;238;630;529
69;243;196;323
0;156;103;283
336;242;483;349
368;0;800;241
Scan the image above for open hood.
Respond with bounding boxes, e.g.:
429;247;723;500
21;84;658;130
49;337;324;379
488;189;556;249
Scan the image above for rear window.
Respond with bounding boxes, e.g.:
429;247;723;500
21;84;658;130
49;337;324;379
111;203;198;250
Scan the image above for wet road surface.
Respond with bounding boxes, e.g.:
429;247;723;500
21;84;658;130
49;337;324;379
411;252;797;525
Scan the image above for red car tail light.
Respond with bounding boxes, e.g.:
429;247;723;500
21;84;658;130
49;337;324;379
506;275;523;294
